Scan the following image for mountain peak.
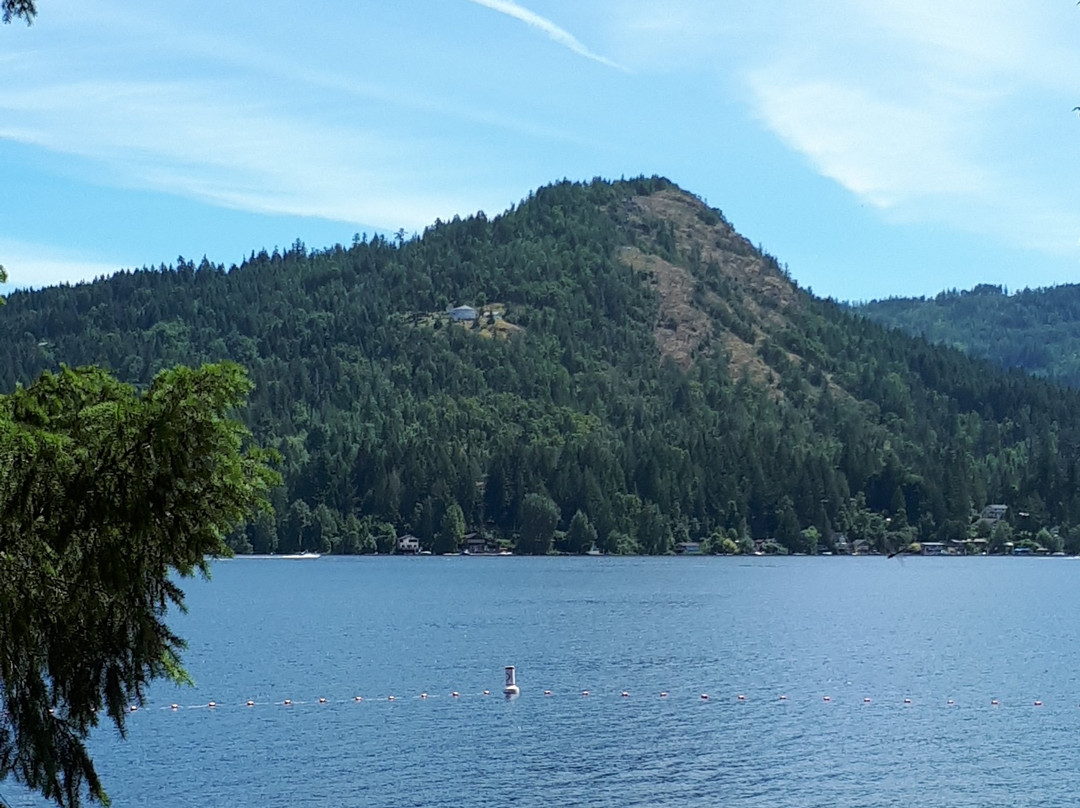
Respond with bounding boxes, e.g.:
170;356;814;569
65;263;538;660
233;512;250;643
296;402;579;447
3;176;1080;556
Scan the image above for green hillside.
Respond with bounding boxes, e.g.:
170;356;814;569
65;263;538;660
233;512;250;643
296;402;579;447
3;177;1080;555
859;284;1080;388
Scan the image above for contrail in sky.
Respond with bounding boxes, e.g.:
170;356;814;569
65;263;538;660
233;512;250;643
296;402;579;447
466;0;623;69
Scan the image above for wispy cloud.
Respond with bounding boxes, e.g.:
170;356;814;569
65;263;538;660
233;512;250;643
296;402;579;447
0;78;467;229
466;0;623;70
746;69;988;208
737;1;1080;253
0;4;600;234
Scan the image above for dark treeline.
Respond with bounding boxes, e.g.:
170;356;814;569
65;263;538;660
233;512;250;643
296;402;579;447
3;177;1080;555
859;283;1080;389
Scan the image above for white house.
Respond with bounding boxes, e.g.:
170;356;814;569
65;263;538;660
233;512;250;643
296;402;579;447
449;305;478;322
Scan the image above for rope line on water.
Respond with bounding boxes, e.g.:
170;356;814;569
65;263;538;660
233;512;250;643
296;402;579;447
113;665;1069;715
124;692;1073;713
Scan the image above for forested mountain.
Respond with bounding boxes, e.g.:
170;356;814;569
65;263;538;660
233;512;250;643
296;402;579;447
3;177;1080;555
859;284;1080;388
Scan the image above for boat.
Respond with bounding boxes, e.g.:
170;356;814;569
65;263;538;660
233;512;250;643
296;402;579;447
275;551;322;560
586;545;601;556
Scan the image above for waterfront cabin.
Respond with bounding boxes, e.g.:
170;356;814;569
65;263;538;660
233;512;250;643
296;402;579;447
397;534;421;554
674;541;701;555
464;535;488;554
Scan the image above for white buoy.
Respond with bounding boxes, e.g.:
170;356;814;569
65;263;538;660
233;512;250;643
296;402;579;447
503;665;520;696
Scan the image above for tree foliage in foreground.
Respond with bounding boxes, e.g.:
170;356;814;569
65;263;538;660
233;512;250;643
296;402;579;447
0;362;278;807
1;0;35;24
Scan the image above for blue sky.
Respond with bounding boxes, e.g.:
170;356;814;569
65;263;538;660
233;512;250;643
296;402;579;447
1;0;1078;301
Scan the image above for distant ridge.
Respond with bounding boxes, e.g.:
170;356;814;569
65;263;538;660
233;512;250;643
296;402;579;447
857;284;1080;389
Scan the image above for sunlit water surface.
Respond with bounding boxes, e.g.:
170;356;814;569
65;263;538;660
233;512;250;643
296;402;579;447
8;556;1080;807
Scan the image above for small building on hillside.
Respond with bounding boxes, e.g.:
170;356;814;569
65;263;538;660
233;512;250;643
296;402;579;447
397;534;421;554
449;305;478;322
980;504;1008;524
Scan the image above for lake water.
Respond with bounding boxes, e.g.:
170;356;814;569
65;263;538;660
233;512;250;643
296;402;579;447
7;556;1080;807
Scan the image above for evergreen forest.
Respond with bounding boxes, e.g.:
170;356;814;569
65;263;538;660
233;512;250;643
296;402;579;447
3;177;1080;555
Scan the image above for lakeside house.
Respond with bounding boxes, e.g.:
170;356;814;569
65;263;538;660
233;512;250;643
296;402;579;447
752;538;787;554
674;541;701;554
464;534;501;554
464;535;486;554
397;534;420;554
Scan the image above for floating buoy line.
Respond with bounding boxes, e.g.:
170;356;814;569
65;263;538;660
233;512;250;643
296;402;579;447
117;665;1078;715
138;693;1080;713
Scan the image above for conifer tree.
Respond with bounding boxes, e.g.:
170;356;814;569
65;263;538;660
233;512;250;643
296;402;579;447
0;362;278;807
